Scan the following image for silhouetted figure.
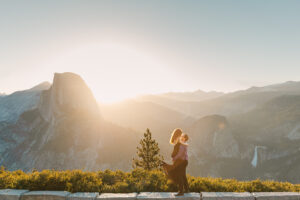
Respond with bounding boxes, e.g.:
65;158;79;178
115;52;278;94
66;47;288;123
162;129;189;196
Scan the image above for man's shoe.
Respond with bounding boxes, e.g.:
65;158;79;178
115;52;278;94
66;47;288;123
175;192;184;196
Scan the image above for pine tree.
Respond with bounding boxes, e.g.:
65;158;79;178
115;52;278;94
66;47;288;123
132;128;164;170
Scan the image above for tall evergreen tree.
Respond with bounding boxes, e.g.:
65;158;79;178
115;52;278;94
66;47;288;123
132;128;164;170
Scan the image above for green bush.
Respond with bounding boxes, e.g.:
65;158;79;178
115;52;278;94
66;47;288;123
0;166;299;192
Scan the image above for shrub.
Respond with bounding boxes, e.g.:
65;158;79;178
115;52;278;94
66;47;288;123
0;167;299;193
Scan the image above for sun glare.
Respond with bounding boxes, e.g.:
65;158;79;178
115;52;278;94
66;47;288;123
47;42;176;103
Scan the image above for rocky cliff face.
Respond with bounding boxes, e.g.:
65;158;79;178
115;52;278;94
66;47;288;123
0;82;50;123
0;72;137;171
38;73;100;122
186;115;246;178
189;115;239;158
228;95;300;182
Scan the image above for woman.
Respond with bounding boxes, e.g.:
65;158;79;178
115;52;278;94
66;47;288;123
162;128;189;196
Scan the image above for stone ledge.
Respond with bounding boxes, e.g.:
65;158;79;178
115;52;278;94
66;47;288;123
252;192;300;200
98;193;137;200
21;191;70;200
137;192;200;200
67;192;99;200
0;189;29;200
201;192;254;200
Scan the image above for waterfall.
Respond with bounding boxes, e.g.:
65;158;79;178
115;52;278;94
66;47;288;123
251;146;266;168
251;146;258;167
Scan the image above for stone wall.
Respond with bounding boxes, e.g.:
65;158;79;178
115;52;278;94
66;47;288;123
0;189;299;200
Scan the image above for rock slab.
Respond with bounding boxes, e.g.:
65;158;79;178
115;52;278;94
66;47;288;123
0;189;29;200
201;192;254;200
98;193;137;200
137;192;200;200
21;191;70;200
67;192;99;200
253;192;300;200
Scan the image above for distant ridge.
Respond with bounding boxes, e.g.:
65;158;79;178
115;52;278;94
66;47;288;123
228;80;300;95
28;81;51;91
160;89;224;102
0;81;51;123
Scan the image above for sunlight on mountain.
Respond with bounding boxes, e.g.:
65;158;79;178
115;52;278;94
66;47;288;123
47;43;179;103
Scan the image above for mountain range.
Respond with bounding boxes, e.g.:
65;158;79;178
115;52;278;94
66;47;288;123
1;72;300;183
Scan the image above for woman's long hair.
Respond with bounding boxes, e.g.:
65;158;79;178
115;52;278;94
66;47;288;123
169;128;182;145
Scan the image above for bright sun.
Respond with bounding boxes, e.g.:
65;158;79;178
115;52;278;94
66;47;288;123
48;43;177;103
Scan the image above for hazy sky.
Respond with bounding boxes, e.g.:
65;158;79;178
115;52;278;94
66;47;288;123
1;0;300;102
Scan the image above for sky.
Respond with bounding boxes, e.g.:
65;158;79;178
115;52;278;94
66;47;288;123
1;0;300;103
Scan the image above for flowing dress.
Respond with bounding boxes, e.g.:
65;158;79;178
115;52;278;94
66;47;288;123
162;142;188;184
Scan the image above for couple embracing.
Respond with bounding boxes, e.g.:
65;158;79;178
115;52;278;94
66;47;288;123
162;128;189;196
